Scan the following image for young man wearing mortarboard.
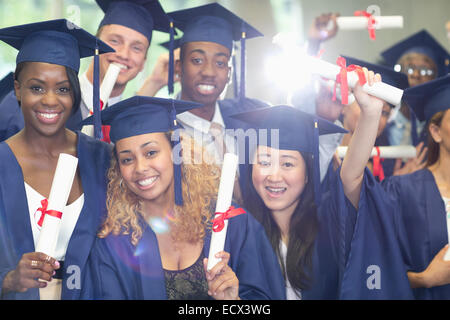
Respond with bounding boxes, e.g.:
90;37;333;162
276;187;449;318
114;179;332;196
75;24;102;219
162;3;270;204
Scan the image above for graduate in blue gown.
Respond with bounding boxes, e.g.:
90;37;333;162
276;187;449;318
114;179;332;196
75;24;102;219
351;75;450;299
233;70;414;299
0;19;113;300
150;3;269;202
381;29;450;146
81;96;286;300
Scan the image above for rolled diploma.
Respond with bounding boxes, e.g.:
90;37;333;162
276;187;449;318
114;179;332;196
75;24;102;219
337;146;416;159
81;62;122;136
337;16;403;30
207;153;239;271
305;56;404;106
35;153;78;257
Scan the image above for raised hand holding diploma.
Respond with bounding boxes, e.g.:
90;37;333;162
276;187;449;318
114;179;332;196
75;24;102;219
35;153;78;257
305;55;403;106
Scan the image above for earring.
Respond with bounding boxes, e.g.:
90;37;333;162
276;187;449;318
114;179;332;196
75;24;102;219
119;178;124;190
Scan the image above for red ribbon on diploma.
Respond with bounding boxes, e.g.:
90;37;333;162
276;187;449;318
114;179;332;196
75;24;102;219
89;100;111;143
372;146;385;181
354;10;377;40
35;199;63;227
212;206;246;232
333;57;367;105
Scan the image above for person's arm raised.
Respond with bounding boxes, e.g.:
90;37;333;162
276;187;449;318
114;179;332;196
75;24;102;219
340;68;384;208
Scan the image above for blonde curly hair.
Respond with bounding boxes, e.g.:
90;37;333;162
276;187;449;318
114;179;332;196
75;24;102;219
98;131;221;246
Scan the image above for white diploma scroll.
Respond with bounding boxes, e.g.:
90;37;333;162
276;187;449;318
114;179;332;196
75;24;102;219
337;146;416;159
305;56;404;106
336;16;403;30
81;62;122;137
35;153;78;257
207;153;239;271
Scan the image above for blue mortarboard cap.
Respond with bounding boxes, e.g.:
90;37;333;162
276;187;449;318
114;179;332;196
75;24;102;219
403;74;450;122
0;72;14;101
381;30;450;77
342;55;410;99
0;19;114;73
167;2;263;101
82;96;202;206
230;105;347;205
96;0;173;42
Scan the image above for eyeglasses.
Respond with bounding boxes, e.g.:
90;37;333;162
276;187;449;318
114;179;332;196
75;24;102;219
394;64;435;77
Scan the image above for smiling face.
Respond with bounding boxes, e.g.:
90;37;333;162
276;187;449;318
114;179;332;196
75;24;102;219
177;41;231;108
115;132;174;206
14;62;74;137
398;52;438;87
251;145;308;216
97;24;149;87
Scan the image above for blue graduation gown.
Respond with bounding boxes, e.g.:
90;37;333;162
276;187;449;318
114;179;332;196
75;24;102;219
0;132;111;299
301;167;356;300
84;209;286;300
380;169;449;299
339;168;415;299
0;90;83;142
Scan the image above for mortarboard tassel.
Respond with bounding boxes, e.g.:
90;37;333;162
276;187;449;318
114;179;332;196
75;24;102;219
239;22;246;104
170;99;183;206
312;119;322;206
168;18;175;96
232;44;238;99
410;108;419;146
93;42;103;140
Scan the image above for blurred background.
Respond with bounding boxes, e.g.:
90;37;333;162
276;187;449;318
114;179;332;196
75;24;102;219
0;0;449;105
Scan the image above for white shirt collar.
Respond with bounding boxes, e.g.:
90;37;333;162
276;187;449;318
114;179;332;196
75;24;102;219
176;102;224;134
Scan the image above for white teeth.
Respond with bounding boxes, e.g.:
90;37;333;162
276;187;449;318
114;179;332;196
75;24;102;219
138;176;157;186
114;63;128;70
38;112;58;119
197;84;215;91
266;187;286;193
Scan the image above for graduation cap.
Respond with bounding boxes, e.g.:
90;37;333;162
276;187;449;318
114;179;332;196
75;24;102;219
0;19;115;140
381;29;450;77
97;0;177;94
230;105;347;205
342;55;410;93
0;19;113;73
0;72;14;101
81;95;202;205
403;74;450;122
167;2;263;101
96;0;173;41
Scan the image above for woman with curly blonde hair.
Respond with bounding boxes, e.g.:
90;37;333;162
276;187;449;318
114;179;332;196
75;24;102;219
82;96;285;300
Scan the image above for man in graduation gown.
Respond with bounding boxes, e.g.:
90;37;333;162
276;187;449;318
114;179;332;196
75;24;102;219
163;3;270;201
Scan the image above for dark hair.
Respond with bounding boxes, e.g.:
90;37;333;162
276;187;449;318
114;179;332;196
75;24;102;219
242;151;318;292
14;62;81;115
426;110;448;167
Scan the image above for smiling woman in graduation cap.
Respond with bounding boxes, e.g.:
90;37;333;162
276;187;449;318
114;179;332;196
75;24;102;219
81;96;285;300
233;70;415;299
0;19;114;300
